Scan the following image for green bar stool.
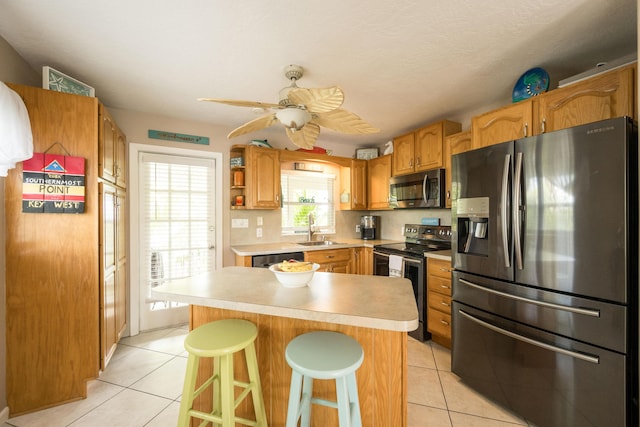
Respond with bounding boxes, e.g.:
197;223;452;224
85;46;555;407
285;331;364;427
177;319;267;427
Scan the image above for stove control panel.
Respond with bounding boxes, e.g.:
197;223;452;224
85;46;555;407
404;224;451;242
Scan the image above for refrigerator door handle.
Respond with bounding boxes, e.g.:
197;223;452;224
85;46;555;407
513;152;524;270
458;278;601;317
501;154;511;268
458;309;600;364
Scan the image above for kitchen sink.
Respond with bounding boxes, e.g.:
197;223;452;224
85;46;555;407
298;240;345;246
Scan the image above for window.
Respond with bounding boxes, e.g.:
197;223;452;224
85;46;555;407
281;170;335;235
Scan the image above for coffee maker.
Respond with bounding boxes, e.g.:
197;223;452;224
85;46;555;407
360;215;380;240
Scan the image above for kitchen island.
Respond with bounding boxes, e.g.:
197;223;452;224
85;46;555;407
152;266;418;426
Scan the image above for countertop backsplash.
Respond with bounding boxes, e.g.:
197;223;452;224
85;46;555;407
229;208;452;245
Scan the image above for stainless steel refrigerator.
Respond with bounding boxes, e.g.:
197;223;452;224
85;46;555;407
451;117;638;427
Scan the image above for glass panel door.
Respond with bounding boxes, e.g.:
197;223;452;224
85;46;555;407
138;152;216;331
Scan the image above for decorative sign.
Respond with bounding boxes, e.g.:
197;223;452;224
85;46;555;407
148;129;210;145
22;153;86;213
42;66;95;97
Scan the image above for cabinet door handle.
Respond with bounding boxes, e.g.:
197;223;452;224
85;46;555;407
541;118;546;133
440;285;450;289
416;157;421;166
439;267;451;272
523;123;528;137
440;301;450;307
326;255;335;259
439;319;450;326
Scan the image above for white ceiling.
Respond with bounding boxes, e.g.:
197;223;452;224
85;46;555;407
0;0;636;148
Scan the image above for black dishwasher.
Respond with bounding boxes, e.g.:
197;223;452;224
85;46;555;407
251;252;304;268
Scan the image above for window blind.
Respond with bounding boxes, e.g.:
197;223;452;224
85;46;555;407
139;152;215;302
281;170;335;235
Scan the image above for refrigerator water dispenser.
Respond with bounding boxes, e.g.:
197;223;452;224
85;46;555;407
456;197;490;256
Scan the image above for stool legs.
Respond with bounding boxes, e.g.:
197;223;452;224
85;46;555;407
346;373;362;427
244;341;268;424
286;370;304;427
219;353;234;426
286;371;361;427
178;354;200;427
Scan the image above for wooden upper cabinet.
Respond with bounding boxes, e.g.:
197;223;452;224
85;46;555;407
115;124;127;188
368;154;392;210
392;120;461;176
472;99;535;149
472;63;637;148
415;120;462;171
99;103;127;188
99;104;116;182
350;159;367;210
391;132;415;176
246;146;280;209
538;63;636;133
444;130;472;208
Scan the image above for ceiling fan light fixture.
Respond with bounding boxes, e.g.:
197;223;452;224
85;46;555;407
276;108;311;130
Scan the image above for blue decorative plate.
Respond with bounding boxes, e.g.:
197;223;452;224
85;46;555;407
512;67;550;103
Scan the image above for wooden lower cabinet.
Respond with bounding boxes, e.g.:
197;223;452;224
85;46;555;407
427;258;453;349
305;248;352;273
190;306;409;426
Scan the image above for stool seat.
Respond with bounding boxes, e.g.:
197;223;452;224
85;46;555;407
286;331;364;379
184;319;257;356
178;319;267;427
286;331;363;427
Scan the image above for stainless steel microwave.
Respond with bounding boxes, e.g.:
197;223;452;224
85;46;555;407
389;169;445;208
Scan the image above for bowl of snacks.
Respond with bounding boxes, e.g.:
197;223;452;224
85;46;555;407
268;260;320;288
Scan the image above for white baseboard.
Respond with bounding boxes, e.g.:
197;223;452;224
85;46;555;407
0;406;9;423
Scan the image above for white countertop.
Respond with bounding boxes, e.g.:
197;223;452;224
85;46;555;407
231;238;400;256
152;266;418;332
425;250;452;261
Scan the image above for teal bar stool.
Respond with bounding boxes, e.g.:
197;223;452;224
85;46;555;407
177;319;267;427
285;331;364;427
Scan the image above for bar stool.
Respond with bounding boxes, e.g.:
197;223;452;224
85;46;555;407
285;331;364;427
177;319;267;427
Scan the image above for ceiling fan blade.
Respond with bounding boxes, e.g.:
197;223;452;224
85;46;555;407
287;86;344;113
198;98;282;109
312;109;380;134
286;123;320;149
227;113;279;139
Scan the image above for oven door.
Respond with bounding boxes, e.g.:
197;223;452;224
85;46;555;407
373;250;428;341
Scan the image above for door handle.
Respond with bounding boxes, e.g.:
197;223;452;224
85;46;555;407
513;152;523;270
458;278;600;317
458;309;599;364
501;154;511;268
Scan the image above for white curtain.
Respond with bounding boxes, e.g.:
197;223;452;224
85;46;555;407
0;82;33;176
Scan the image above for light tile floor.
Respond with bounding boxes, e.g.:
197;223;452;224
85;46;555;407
3;327;529;427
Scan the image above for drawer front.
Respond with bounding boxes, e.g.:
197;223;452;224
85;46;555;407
427;309;451;338
305;248;351;264
427;275;452;296
428;291;452;314
427;258;452;279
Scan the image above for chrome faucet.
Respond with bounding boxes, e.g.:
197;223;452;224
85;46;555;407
308;212;316;241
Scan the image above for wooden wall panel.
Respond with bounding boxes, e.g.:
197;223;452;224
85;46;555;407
5;84;99;415
189;306;408;427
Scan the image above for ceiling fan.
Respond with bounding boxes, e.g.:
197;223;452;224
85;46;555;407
198;64;379;149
